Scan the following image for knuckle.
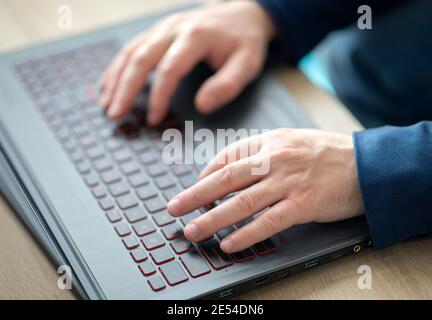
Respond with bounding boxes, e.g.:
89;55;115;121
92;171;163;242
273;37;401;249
158;62;178;78
258;212;281;233
130;51;146;67
185;186;200;203
235;191;256;213
221;165;235;188
183;23;207;38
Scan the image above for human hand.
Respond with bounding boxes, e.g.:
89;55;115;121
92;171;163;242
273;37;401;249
99;0;276;124
167;128;365;253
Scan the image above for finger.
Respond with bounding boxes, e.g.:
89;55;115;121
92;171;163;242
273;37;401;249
195;46;264;113
99;32;150;107
147;33;209;125
167;154;264;216
183;180;281;242
107;35;174;119
220;199;303;253
198;135;262;179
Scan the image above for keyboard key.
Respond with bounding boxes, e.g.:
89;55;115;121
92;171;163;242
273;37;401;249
77;161;91;174
136;184;158;200
108;181;129;197
105;208;122;223
112;149;132;163
139;150;158;164
253;239;276;255
148;276;166;292
142;233;165;250
132;219;156;236
86;146;104;160
143;196;166;213
124;206;148;223
122;235;140;250
114;222;131;237
180;251;211;278
120;161;140;175
217;226;236;240
179;174;196;188
147;162;166;177
98;197;114;210
130;140;150;153
161;223;183;240
154;174;176;189
116;193;139;210
84;173;99;187
170;164;191;176
100;170;121;184
128;173;148;188
91;185;106;198
130;247;148;263
171;238;194;254
138;261;156;276
150;247;175;265
105;137;123;151
162;185;181;201
159;261;188;286
152;210;175;227
200;239;233;270
180;210;200;226
93;158;113;172
232;248;255;262
80;134;97;149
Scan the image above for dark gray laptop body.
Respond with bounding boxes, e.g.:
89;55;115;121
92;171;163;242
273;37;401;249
0;5;370;299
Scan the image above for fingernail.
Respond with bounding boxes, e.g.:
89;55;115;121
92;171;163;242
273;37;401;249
167;198;182;215
107;104;120;119
184;223;200;241
221;238;234;252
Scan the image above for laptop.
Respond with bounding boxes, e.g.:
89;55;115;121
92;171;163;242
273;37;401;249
0;4;370;299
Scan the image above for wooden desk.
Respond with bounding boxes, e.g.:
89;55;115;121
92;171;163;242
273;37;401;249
1;0;431;300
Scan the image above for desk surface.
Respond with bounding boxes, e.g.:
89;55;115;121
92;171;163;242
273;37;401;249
1;0;431;300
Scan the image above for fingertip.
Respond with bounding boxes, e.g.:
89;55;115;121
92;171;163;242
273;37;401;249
167;197;182;216
220;237;235;253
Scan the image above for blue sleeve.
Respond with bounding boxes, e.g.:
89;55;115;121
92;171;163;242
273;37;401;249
257;0;406;63
354;122;432;248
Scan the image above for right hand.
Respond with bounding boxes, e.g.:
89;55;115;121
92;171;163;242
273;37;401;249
99;0;276;125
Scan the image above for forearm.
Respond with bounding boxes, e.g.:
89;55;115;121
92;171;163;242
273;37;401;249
354;121;432;248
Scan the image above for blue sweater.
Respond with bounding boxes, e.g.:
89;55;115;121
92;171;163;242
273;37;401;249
258;0;432;248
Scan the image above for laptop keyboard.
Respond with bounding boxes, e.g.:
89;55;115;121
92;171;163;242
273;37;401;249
13;39;276;293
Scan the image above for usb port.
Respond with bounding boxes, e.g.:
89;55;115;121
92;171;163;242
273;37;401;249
218;289;235;298
304;260;319;269
254;276;272;286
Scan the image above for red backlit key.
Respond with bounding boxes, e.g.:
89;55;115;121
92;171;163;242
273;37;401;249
142;233;165;250
105;208;122;223
116;193;139;210
138;261;156;276
159;261;188;286
161;223;183;240
199;239;233;270
148;276;166;292
232;248;255;262
152;210;175;226
253;239;276;255
122;235;139;250
98;197;114;210
170;238;194;254
143;196;166;213
150;246;175;265
124;206;148;223
136;184;158;200
114;222;131;237
132;219;156;237
180;251;211;278
130;247;148;263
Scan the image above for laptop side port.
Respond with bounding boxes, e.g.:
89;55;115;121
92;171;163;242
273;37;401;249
254;276;272;286
218;288;235;298
353;245;362;253
304;260;319;269
277;271;290;279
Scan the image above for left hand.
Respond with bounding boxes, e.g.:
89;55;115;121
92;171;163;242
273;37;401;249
167;128;365;253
